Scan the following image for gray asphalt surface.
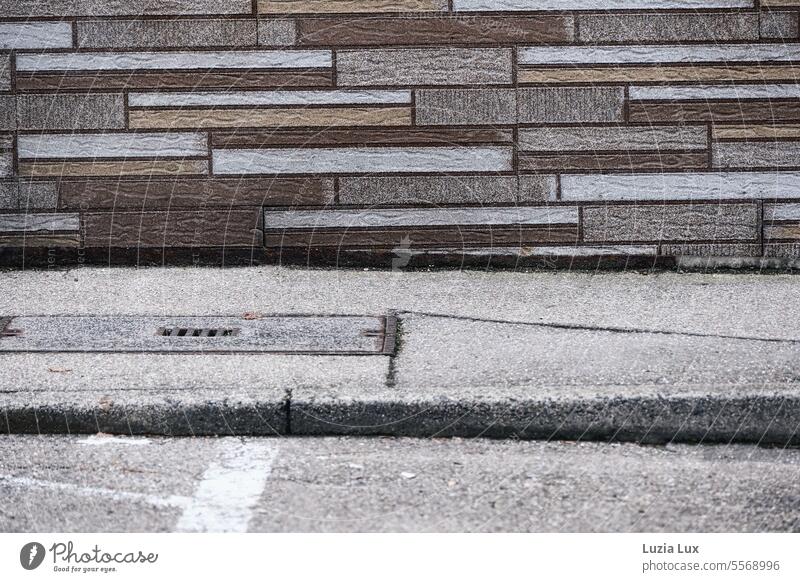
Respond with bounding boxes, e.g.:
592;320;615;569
1;435;798;533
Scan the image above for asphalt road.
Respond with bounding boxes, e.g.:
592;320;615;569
1;435;798;533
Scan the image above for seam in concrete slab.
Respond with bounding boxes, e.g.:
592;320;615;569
396;310;800;344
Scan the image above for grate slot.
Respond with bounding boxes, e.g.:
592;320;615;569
158;327;239;338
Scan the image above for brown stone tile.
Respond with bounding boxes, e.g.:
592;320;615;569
83;209;263;248
15;71;332;91
296;15;572;46
518;65;800;84
59;178;334;210
764;224;800;240
712;124;800;139
0;234;80;247
628;101;800;123
129;107;411;129
264;226;578;248
211;128;513;148
518;152;709;172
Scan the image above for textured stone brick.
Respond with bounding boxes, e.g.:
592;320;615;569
0;53;9;91
415;89;516;125
713;142;800;168
0;0;252;17
760;11;799;39
259;20;296;46
578;13;759;42
77;19;258;48
16;94;125;130
518;87;624;123
764;243;800;259
0;96;14;130
583;204;759;242
337;48;512;86
0;151;11;177
0;181;58;210
518;126;707;151
660;243;762;257
338;176;519;204
518;175;558;202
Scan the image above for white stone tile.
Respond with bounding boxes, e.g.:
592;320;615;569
0;213;80;233
518;43;798;64
630;84;800;100
0;22;73;49
456;0;751;10
214;146;513;174
17;133;209;159
129;90;411;107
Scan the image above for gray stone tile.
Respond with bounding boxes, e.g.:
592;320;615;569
0;213;80;233
0;95;15;131
517;174;557;202
337;48;512;86
0;53;10;92
415;89;516;125
764;243;800;259
660;243;762;257
0;181;58;210
0;0;252;17
0;133;11;149
0;151;11;178
339;175;519;204
760;11;798;39
578;12;759;42
764;203;800;221
259;20;296;46
519;125;707;152
583;204;759;242
16;94;126;130
77;18;258;48
518;87;624;123
713;142;800;168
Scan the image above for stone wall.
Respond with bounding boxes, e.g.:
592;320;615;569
1;2;799;266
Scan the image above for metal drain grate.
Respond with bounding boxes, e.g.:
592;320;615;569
157;327;240;338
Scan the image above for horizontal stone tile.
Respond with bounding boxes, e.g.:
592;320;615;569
660;243;762;257
266;225;578;248
415;89;516;125
518;65;800;84
337;48;512;86
628;101;800;123
713;142;800;168
212;128;513;148
519;152;709;172
265;206;577;228
0;54;10;92
764;203;800;221
338;176;519;204
0;134;11;149
577;12;758;42
0;233;80;247
518;126;707;152
0;22;73;49
17;50;331;71
59;177;333;209
0;213;79;233
0;96;14;131
19;159;209;177
259;0;447;13
518;175;558;202
630;84;800;101
77;19;257;48
454;0;751;8
18;133;209;160
0;152;12;177
520;245;658;257
561;172;800;201
129;107;411;129
764;243;800;258
258;20;296;46
764;224;800;239
129;90;410;107
296;15;573;45
518;43;800;65
0;0;253;16
0;181;58;210
83;210;262;248
760;11;799;38
16;94;125;130
583;204;758;243
713;124;800;139
214;146;513;174
518;87;624;123
16;71;332;91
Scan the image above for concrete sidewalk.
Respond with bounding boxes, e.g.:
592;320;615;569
1;267;799;443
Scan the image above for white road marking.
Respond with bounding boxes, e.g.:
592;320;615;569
0;475;190;508
79;435;152;446
175;440;278;533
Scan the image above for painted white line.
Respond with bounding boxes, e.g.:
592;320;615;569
175;440;278;533
79;435;152;446
0;475;189;508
